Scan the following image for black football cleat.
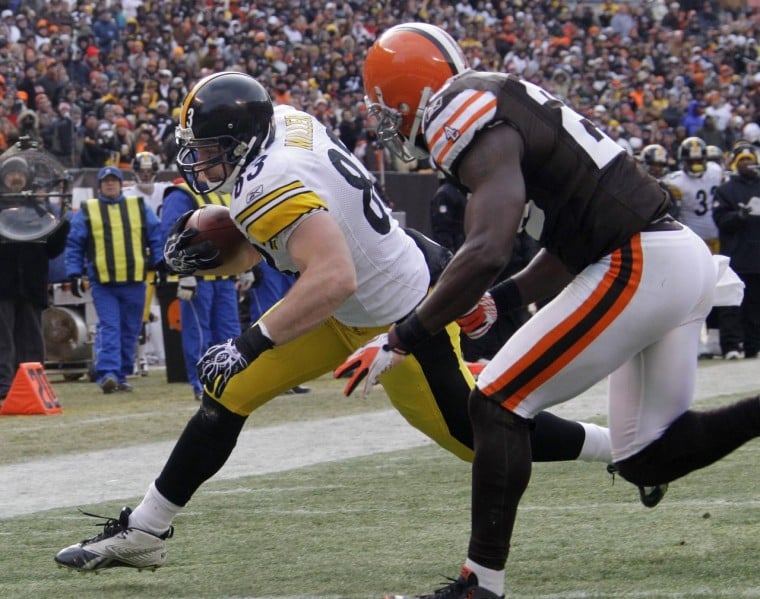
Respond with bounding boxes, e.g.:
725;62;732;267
385;567;503;599
607;463;668;508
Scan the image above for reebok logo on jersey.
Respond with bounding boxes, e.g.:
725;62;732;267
444;125;460;142
246;184;264;204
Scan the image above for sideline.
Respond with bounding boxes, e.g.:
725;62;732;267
0;359;756;519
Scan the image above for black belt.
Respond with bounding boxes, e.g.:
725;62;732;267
642;215;683;232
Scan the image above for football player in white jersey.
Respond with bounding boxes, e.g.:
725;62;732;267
662;137;726;357
341;23;759;599
54;72;617;573
125;151;169;376
126;151;170;217
662;137;724;247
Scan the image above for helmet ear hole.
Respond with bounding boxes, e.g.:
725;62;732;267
232;141;249;158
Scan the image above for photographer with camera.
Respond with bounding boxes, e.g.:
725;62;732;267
0;152;70;406
79;111;114;168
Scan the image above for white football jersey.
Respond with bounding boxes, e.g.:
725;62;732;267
124;181;171;216
662;161;724;240
229;105;429;327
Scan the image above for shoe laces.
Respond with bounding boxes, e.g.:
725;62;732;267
606;462;618;485
421;574;473;599
76;507;174;544
76;508;130;545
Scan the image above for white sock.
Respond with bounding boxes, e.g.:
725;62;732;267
578;422;612;462
128;481;182;535
464;558;504;596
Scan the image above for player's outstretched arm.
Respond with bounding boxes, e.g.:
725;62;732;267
260;211;357;347
416;125;528;337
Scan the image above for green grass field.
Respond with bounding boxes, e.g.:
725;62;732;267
0;368;758;598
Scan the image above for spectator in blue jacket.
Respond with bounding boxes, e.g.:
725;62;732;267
92;8;120;56
682;100;706;137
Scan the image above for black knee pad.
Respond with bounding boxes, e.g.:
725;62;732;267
195;393;247;443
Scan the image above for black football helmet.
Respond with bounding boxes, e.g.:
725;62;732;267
133;151;159;183
640;143;668;178
175;71;274;193
677;136;707;177
705;145;723;164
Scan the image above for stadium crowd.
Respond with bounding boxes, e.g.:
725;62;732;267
0;0;757;173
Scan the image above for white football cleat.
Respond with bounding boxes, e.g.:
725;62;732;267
54;507;173;572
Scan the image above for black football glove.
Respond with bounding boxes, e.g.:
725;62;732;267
69;274;86;298
152;260;169;287
197;324;274;397
163;210;221;275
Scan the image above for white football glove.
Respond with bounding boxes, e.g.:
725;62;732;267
456;291;497;339
236;270;255;292
177;276;197;301
333;333;407;398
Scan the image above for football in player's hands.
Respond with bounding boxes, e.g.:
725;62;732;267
183;205;261;276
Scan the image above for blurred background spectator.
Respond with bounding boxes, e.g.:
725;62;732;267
0;0;755;176
713;143;760;360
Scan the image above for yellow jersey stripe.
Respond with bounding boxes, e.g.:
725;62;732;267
236;180;304;223
242;190;327;243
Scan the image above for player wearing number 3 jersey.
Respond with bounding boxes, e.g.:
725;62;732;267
341;23;760;598
54;71;616;574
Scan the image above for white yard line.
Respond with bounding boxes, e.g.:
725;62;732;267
0;359;756;519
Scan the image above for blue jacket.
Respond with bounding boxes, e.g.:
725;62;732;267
92;18;120;55
160;186;196;243
681;100;705;137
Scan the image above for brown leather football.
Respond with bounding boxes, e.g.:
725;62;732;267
184;204;260;276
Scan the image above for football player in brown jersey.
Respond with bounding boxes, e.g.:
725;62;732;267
340;23;760;599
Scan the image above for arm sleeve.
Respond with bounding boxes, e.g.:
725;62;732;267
144;206;165;267
45;218;71;259
160;190;194;242
713;188;746;234
64;212;87;277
